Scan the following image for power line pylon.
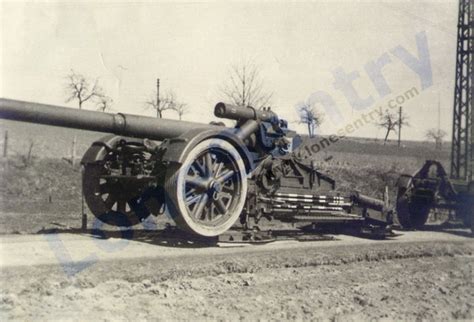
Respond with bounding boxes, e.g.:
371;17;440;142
451;0;473;182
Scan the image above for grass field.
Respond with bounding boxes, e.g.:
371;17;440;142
0;119;451;233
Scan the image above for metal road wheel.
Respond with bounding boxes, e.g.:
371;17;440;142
83;164;162;227
165;138;247;237
396;193;431;230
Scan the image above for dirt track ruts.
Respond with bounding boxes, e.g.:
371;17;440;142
0;229;473;321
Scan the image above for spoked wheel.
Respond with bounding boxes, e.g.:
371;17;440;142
165;138;247;237
83;164;163;226
82;137;164;227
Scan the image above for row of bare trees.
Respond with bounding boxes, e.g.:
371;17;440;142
376;109;447;148
296;101;446;148
65;70;188;119
65;59;273;120
64;66;447;148
143;58;274;118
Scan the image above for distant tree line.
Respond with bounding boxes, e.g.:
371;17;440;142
66;67;447;148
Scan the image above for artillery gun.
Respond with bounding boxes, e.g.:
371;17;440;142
0;98;392;237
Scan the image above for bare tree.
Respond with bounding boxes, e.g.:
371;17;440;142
172;102;188;120
220;59;272;109
145;90;181;118
376;110;409;144
297;101;324;138
65;70;104;109
96;96;113;112
426;128;447;149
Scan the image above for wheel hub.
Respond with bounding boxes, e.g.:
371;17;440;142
209;180;222;200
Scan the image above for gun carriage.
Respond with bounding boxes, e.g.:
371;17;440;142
0;98;391;237
395;160;473;232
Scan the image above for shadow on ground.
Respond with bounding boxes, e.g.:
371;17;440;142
29;221;447;249
36;225;220;248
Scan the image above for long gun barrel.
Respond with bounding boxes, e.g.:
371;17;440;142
0;98;214;141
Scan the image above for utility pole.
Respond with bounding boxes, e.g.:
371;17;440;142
156;78;160;118
398;106;402;147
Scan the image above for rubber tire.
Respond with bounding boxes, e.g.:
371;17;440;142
165;138;247;237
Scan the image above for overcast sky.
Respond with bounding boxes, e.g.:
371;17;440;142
1;0;458;141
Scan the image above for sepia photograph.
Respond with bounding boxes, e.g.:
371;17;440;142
0;0;472;320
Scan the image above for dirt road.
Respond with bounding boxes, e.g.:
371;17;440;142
1;229;473;321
